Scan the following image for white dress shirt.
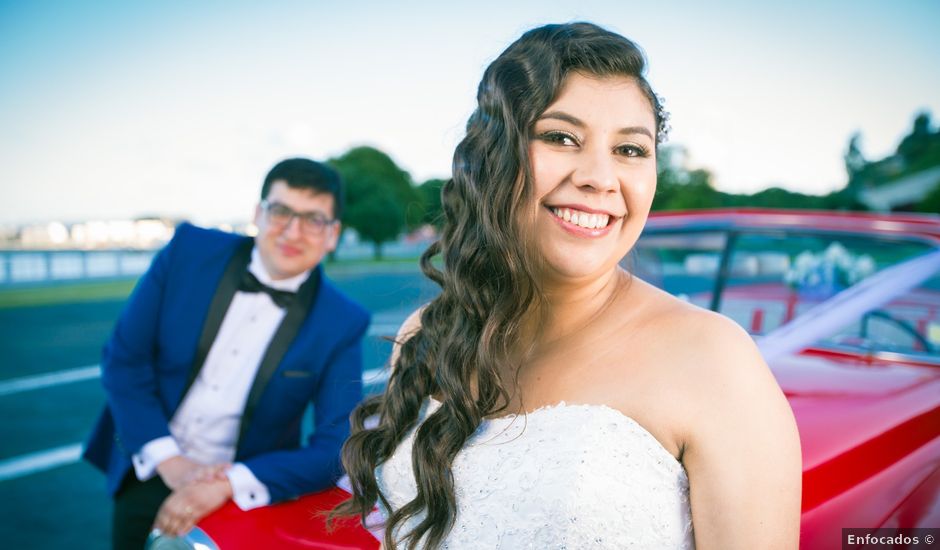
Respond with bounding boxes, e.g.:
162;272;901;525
133;248;311;510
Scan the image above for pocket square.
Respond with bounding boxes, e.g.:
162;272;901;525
281;370;313;378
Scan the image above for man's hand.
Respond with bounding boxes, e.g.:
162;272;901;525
155;455;203;490
157;456;232;489
153;478;234;537
188;463;231;484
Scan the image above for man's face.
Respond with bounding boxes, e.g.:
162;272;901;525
253;181;340;280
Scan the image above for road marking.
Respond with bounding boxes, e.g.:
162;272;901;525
0;320;401;398
367;322;400;337
0;442;83;482
0;367;391;483
0;356;393;483
0;365;101;396
0;315;402;482
0;362;392;398
363;366;391;385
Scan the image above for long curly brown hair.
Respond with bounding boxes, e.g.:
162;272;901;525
332;22;665;549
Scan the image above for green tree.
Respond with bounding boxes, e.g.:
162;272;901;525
652;149;722;211
330;146;420;257
916;183;940;214
844;132;866;186
898;112;933;164
819;187;868;211
350;187;405;259
330;146;423;227
745;187;820;209
417;178;446;228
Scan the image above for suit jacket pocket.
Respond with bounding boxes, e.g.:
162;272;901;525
281;370;313;378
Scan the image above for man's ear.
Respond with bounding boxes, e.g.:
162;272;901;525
326;222;341;252
253;203;263;227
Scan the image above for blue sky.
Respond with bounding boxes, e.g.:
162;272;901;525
2;1;938;224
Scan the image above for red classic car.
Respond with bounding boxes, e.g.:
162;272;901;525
149;209;940;550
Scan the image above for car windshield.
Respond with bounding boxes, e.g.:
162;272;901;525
818;259;940;359
631;227;939;361
629;231;727;311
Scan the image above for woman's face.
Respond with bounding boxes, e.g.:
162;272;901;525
527;72;658;284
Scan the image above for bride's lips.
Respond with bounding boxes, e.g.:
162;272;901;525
544;203;623;238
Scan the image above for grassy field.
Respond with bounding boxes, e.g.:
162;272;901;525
0;279;138;309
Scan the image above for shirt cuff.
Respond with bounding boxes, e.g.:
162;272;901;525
132;436;182;481
226;463;271;510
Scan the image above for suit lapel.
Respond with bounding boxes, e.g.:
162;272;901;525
236;265;322;452
184;237;254;395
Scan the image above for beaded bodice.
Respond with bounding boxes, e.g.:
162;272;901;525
375;398;695;549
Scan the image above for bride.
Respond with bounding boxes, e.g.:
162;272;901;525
334;22;801;549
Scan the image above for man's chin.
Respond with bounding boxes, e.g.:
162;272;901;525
271;259;316;280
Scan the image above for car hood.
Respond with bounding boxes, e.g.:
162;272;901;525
770;352;940;510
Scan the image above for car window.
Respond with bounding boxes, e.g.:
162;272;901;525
627;231;727;310
718;232;932;336
820;265;940;359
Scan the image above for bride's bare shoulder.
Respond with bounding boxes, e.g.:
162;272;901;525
399;307;424;341
622;276;747;348
615;276;774;396
390;306;426;367
624;276;792;433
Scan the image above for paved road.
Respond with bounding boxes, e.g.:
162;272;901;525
0;266;437;549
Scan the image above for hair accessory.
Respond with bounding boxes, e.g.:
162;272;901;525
655;93;671;144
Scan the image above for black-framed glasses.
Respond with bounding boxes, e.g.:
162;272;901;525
260;200;336;235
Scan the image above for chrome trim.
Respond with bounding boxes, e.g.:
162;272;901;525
867;349;940;366
145;527;220;550
812;343;940;367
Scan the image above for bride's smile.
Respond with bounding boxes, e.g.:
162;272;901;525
528;72;657;282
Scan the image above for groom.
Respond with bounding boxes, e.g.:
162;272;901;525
83;158;370;549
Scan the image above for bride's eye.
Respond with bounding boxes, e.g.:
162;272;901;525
615;143;650;158
538;131;579;147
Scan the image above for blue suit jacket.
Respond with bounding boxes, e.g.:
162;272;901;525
83;223;370;503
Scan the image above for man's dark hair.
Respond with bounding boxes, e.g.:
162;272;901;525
261;158;345;220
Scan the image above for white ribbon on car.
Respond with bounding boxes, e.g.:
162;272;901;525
757;249;940;363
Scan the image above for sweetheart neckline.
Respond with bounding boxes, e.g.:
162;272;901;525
425;396;686;474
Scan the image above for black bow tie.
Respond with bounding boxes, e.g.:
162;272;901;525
238;271;296;308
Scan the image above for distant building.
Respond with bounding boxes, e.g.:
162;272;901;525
858;166;940;212
4;218;273;250
11;218;178;249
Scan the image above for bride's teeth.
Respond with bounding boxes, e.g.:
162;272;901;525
551;207;611;229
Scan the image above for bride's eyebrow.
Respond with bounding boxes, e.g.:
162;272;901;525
617;126;653;139
538;111;584;127
538;110;653;139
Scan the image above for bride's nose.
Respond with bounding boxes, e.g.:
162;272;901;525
570;147;618;193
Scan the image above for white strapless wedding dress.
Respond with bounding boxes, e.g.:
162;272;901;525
375;397;695;549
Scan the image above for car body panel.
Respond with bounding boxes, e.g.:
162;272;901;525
196;487;379;549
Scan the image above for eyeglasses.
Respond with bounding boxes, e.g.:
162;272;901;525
260;200;336;236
